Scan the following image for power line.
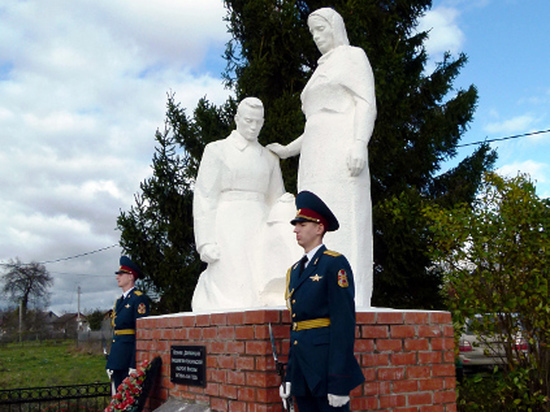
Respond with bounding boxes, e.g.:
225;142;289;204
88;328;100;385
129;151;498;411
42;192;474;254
48;271;114;278
0;244;120;267
457;128;550;148
37;244;120;265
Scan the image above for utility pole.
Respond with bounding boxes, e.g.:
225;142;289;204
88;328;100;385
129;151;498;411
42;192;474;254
76;286;80;321
18;299;22;344
77;286;81;322
76;286;81;347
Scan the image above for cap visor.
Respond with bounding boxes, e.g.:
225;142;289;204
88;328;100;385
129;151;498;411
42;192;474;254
290;217;309;225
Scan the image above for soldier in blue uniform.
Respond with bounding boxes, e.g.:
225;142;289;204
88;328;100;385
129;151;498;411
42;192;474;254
106;256;150;393
280;191;364;411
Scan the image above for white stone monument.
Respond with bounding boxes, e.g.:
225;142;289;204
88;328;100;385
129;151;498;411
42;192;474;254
192;97;301;312
267;8;377;308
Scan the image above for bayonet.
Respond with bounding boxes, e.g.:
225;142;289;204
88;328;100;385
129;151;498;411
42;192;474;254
269;323;294;411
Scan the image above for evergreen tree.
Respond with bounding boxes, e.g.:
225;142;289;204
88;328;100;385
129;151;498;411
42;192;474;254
118;0;496;312
85;309;105;331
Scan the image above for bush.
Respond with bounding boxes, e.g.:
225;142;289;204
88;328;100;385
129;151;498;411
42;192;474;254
425;172;550;409
458;367;548;411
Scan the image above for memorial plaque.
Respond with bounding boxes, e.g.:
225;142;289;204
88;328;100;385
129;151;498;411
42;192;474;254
170;345;206;387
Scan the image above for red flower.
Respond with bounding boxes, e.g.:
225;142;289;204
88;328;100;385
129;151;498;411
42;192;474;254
106;358;153;412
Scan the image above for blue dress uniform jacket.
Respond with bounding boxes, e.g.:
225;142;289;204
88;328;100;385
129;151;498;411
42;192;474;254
285;245;364;397
106;289;150;371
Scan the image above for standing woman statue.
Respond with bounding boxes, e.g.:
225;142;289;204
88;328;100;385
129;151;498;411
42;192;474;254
268;7;376;307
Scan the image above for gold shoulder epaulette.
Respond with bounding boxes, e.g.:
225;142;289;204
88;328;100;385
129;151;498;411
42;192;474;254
323;250;341;257
133;290;143;296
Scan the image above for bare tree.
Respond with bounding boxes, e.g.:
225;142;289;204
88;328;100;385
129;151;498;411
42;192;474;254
2;258;53;324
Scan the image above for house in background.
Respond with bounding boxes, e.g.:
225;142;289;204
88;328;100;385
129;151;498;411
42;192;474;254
42;311;59;332
0;309;62;341
52;312;90;338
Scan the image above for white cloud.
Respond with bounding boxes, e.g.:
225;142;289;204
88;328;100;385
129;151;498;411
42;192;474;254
417;6;465;58
484;114;537;135
497;160;548;185
0;0;232;313
519;94;550;107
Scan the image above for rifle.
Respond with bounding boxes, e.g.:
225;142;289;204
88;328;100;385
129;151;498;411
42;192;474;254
269;323;295;411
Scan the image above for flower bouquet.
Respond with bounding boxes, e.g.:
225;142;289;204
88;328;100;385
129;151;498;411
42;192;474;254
105;357;161;412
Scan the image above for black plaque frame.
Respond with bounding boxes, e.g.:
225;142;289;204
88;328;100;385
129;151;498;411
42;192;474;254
170;345;207;387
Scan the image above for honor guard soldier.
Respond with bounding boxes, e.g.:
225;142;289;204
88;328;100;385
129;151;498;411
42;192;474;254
106;256;150;393
279;191;364;411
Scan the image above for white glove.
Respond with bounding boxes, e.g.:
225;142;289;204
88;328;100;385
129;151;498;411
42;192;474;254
106;369;113;379
328;394;350;407
129;368;137;376
279;382;291;409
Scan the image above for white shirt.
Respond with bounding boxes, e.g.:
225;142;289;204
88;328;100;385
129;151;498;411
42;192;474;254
122;287;135;299
304;244;324;268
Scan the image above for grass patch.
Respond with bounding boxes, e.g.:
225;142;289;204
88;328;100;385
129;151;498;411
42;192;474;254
0;340;109;389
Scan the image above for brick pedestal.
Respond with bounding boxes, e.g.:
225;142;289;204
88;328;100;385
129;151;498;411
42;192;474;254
136;308;456;411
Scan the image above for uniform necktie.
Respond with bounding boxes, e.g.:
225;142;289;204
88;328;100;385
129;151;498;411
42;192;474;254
299;255;308;274
116;294;124;310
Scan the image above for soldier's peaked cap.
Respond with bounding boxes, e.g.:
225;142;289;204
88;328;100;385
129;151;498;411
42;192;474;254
291;191;339;232
115;255;142;280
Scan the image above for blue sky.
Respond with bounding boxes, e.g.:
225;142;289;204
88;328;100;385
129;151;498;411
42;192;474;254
0;0;547;314
424;0;550;194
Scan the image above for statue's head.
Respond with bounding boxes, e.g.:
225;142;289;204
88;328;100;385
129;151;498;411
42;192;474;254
235;97;264;142
307;8;349;54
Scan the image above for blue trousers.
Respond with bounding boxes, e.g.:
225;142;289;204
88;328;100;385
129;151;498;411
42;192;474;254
111;369;129;393
295;395;350;412
295;384;350;412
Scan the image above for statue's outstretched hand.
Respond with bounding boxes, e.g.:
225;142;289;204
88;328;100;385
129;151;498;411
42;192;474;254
277;192;295;203
347;140;367;176
266;143;290;159
200;244;221;263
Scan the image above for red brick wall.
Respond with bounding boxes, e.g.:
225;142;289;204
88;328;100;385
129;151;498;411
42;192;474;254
137;309;456;412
